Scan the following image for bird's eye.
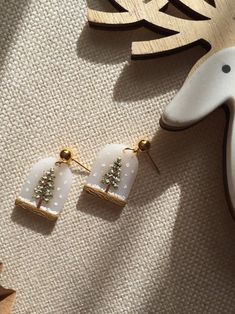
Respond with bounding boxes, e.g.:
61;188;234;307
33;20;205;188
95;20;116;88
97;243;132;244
222;65;231;73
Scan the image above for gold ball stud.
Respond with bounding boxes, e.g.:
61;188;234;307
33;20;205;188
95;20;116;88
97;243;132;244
138;140;151;152
60;148;72;162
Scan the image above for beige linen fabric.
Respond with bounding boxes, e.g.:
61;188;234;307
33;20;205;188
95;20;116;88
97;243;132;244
1;0;235;313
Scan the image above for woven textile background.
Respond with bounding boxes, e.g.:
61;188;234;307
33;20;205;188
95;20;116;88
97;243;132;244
1;0;235;313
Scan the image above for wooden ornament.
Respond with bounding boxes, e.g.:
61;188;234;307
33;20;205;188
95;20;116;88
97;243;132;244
88;0;235;73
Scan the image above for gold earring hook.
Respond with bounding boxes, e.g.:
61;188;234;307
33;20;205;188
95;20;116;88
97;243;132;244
124;140;160;175
123;147;138;153
55;148;91;172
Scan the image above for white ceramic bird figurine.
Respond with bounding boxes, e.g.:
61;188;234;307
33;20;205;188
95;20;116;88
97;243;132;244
161;47;235;215
88;0;235;216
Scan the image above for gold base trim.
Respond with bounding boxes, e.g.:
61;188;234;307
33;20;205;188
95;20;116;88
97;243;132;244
83;185;127;207
15;198;58;221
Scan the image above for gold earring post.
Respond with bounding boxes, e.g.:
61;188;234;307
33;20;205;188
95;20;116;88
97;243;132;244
71;157;91;172
138;140;160;175
57;148;91;172
124;140;160;174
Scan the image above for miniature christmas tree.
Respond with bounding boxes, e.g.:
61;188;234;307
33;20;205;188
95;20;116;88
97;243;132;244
101;157;122;193
33;168;56;209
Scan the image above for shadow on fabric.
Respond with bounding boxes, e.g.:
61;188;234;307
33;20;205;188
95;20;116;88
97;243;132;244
75;1;235;311
75;108;235;312
142;109;235;312
0;0;29;75
12;206;56;235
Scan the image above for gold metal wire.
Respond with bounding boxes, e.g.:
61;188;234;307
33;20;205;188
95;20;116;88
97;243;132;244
71;158;91;172
123;147;139;153
55;159;90;172
55;160;68;166
56;149;91;172
146;152;160;175
123;145;160;175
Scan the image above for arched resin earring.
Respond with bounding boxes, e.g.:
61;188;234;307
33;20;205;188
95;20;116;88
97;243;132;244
15;148;90;221
83;140;159;207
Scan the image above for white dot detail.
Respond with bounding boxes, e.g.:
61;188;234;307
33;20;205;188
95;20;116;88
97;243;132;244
54;202;58;206
126;163;130;168
59;195;63;199
101;164;106;167
124;173;128;177
25;188;29;192
26;180;30;184
123;185;128;189
64;180;68;185
131;170;135;174
59;172;63;176
57;187;61;191
93;173;97;177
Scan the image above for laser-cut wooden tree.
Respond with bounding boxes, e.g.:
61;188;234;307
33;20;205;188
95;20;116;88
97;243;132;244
88;0;235;72
88;0;235;218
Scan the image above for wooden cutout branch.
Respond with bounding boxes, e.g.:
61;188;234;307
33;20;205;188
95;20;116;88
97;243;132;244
88;0;235;73
0;263;16;314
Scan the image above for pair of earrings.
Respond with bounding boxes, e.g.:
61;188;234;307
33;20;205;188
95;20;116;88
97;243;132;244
15;140;159;221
